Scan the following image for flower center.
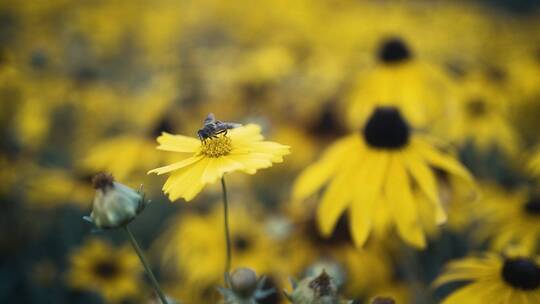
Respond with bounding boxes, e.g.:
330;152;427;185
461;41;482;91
200;135;232;157
377;38;413;64
465;98;487;117
93;260;119;279
486;65;507;84
501;257;540;290
363;107;410;149
233;235;251;252
524;196;540;215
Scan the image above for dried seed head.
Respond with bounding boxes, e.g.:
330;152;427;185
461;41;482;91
308;270;332;297
86;173;147;229
287;270;339;304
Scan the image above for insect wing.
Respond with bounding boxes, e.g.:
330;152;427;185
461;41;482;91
203;113;216;125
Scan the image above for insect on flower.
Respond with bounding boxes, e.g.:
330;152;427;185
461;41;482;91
197;113;242;142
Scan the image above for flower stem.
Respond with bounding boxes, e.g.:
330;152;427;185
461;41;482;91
124;225;168;304
221;176;232;286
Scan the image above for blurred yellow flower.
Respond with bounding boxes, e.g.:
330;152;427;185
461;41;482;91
83;135;161;181
67;238;142;303
149;121;289;202
474;186;540;254
25;167;93;209
435;252;540;304
158;205;281;301
293;107;473;248
446;72;519;155
346;37;456;130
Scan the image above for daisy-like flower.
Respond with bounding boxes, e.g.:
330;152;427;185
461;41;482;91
148;114;289;202
474;186;540;254
435;252;540;303
445;72;519;155
346;37;456;130
293;106;473;248
67;238;142;303
159;205;280;286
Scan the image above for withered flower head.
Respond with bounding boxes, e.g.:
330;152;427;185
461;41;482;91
84;173;148;229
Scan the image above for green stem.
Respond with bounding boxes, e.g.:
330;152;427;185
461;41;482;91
221;176;232;286
124;225;168;304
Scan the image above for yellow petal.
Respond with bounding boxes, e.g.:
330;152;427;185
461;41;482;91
228;124;263;144
385;154;426;248
163;158;209;202
413;138;473;184
228;154;273;174
350;151;390;247
403;150;447;224
156;132;200;153
293;136;357;200
316;163;356;236
433;255;499;287
148;155;203;175
441;283;487;304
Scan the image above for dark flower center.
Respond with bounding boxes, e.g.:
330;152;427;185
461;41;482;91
485;65;507;84
233;235;251;252
524;196;540;215
501;257;540;290
377;38;413;64
466;98;487;117
363;107;410;149
92;172;114;190
94;261;119;279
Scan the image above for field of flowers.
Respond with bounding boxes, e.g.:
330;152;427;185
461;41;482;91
1;1;540;303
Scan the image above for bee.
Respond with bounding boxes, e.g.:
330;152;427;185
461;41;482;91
197;113;241;141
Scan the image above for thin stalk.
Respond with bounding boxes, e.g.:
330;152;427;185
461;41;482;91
124;225;168;304
221;176;232;286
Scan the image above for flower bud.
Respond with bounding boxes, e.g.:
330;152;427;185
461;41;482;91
218;268;274;304
230;267;258;297
85;173;147;229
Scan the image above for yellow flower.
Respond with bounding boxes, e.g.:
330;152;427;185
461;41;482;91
346;37;456;130
25;166;93;209
435;253;540;304
82;135;162;181
159;205;280;284
67;238;142;303
474;186;540;254
149;120;290;202
293;107;473;248
285;210;393;298
157;205;282;303
445;72;520;155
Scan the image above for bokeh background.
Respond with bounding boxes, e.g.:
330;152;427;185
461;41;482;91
1;0;540;303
